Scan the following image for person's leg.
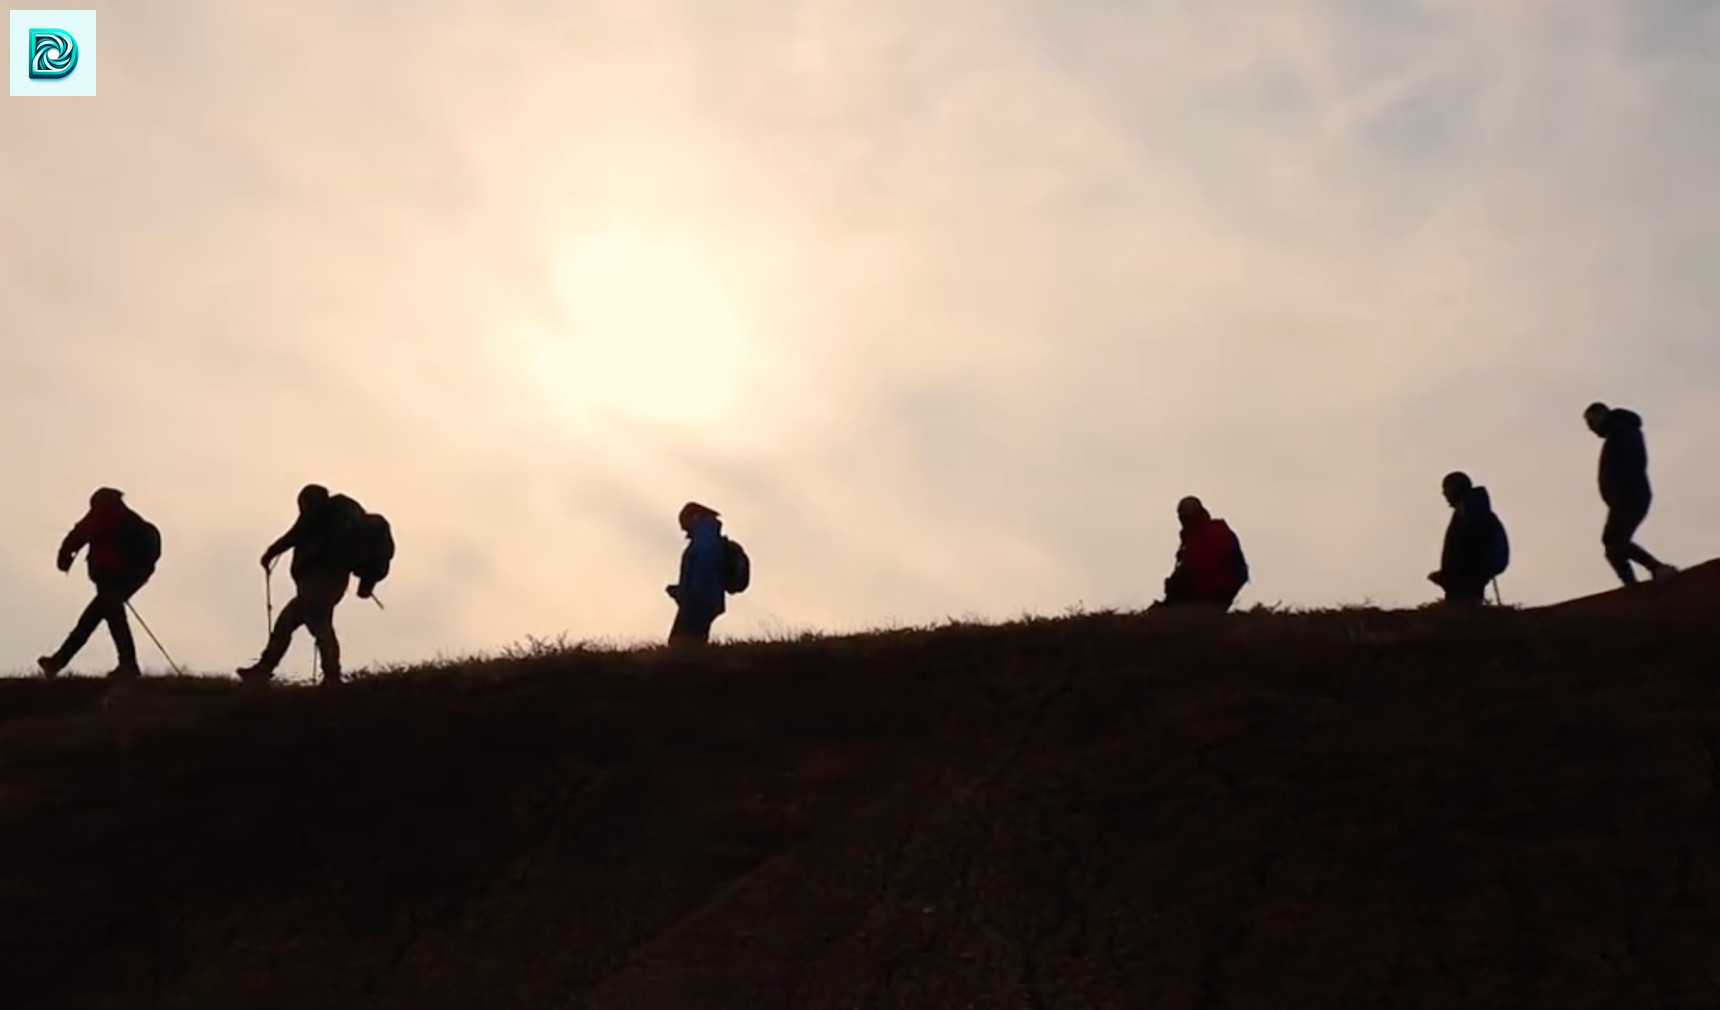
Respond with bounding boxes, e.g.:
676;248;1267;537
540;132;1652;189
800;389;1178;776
1616;496;1671;574
101;580;143;676
1161;569;1192;606
668;606;714;646
241;590;309;679
1444;580;1487;605
300;572;350;683
1602;503;1646;585
41;590;109;675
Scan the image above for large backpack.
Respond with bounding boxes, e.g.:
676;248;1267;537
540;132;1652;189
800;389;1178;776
1483;511;1510;579
720;536;749;594
119;511;161;573
348;511;395;587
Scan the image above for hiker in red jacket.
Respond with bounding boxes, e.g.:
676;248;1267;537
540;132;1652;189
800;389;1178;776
38;487;161;679
1159;496;1249;611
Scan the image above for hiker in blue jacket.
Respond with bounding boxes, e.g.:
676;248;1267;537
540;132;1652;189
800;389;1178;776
1584;402;1677;586
666;501;727;646
1427;472;1508;605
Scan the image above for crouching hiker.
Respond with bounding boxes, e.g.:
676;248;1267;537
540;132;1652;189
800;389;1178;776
239;484;392;686
38;487;161;679
665;501;749;647
1427;471;1509;605
1157;495;1249;611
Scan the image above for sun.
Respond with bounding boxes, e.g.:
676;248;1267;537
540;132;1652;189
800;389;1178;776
532;225;749;425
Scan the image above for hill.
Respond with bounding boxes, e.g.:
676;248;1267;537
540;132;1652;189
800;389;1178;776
2;563;1718;1009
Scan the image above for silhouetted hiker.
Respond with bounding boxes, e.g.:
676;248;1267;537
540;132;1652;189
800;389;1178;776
665;501;749;646
238;484;374;686
1427;471;1509;605
1158;496;1249;611
1584;402;1677;585
37;487;161;680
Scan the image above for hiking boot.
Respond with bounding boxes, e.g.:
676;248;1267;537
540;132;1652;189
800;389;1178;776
319;669;344;687
236;663;274;685
107;664;141;681
1652;563;1680;581
37;655;65;679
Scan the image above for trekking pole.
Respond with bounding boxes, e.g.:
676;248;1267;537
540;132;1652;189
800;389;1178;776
125;601;185;677
264;565;275;637
1491;578;1504;606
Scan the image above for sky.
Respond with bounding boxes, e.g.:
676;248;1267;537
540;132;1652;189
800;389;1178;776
3;0;1717;678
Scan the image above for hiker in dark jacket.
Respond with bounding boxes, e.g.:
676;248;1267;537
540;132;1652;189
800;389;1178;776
1159;496;1249;611
666;501;727;646
1427;471;1507;604
1584;402;1677;585
38;487;158;679
238;484;365;685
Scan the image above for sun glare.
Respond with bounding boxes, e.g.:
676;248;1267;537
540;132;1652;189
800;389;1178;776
534;225;749;425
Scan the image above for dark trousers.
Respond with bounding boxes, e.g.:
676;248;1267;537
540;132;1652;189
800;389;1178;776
53;574;148;669
257;570;350;677
1602;496;1662;585
1443;581;1488;605
668;606;717;646
1162;571;1239;611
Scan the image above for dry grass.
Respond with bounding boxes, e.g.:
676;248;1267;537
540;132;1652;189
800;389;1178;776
0;563;1716;1009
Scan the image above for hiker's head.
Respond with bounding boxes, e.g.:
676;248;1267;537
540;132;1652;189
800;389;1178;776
1176;495;1209;526
297;483;330;512
1441;471;1472;506
1584;402;1610;435
89;487;124;510
678;501;720;533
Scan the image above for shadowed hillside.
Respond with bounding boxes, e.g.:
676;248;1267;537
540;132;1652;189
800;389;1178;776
2;564;1718;1009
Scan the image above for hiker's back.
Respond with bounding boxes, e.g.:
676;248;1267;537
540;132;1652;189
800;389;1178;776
119;509;161;578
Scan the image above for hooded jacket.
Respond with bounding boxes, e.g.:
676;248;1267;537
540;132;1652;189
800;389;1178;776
1440;485;1505;589
1174;511;1249;600
674;513;728;618
59;496;153;582
1597;408;1651;507
268;493;367;579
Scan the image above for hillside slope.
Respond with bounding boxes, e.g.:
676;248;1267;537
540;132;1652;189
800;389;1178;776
2;564;1718;1009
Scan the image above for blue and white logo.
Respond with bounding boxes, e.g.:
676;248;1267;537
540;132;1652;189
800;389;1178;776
10;10;97;96
28;28;75;79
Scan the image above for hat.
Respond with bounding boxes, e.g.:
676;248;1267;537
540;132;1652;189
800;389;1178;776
678;501;720;528
90;487;124;506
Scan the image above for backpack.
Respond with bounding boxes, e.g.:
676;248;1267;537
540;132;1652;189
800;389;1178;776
1483;512;1510;578
720;536;749;594
348;512;395;587
120;512;161;573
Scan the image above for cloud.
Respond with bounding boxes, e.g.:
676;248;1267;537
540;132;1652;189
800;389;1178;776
2;0;1716;674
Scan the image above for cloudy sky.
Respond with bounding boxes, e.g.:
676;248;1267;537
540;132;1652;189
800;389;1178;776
3;0;1717;677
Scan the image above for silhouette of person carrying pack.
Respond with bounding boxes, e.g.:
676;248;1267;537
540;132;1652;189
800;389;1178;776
239;484;371;686
665;501;748;646
1157;496;1249;611
38;487;161;680
1427;471;1509;605
1584;402;1677;586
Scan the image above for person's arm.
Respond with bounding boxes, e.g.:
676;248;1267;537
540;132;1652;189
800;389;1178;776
56;511;96;571
260;514;308;568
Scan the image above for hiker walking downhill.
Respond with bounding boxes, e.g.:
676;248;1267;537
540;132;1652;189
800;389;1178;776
38;487;161;680
1427;471;1509;605
1157;496;1249;611
1584;402;1678;586
239;483;392;686
665;501;748;646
